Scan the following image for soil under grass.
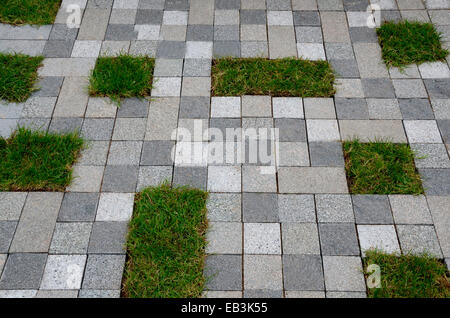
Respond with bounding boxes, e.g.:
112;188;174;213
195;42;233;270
0;0;61;25
0;53;44;103
343;140;424;195
0;128;84;191
211;57;336;97
364;250;450;298
377;21;449;68
122;184;208;298
89;54;155;105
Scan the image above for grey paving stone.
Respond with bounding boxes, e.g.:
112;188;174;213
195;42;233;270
138;0;164;9
0;290;37;298
33;77;64;97
87;0;113;8
85;98;117;118
137;166;173;190
102;165;139;192
349;27;378;43
207;222;242;254
105;24;137;40
21;96;57;118
173;166;207;189
214;25;240;41
0;40;46;56
404;120;442;143
107;141;142;165
242;193;278;223
213;41;241;57
96;193;134;222
49;24;79;40
204;255;242;291
0;24;51;40
49;223;92;254
295;26;322;43
81;118;114;140
316;194;355;223
277;194;315;223
427;196;450;257
0;119;17;138
367;98;402;119
186;25;214;41
112;118;146;140
0;222;17;253
285;291;325;298
343;0;369;11
38;58;96;77
78;8;110;40
58;193;99;222
35;290;78;298
240;10;266;24
78;141;109;166
135;9;163;24
207;166;241;192
293;11;320;26
244;222;281;254
179;97;210;119
397;225;443;257
335;98;369;119
282;223;320;255
398;99;434;119
207;193;241;222
242;166;277;192
0;192;27;221
389;195;433;224
419;168;450;195
352;195;394;224
153;58;183;77
361;79;395;98
393;79;428;98
276;142;309;166
48;118;83;134
240;24;267;41
68;165;104;193
100;40;130;55
283;255;324;291
40;255;86;290
244;290;283;298
165;0;189;10
156;41;186;58
82;255;125;290
309;142;345;167
129;40;158;56
319;223;360;256
140;141;175;165
274;119;306;142
335;79;364;98
117;98;149;118
88;221;128;254
431;99;450;119
437;119;450;143
241;41;268;57
329;59;360;78
303;98;335;119
321;11;350;43
16;118;50;132
79;289;121;298
323;256;366;291
216;0;240;9
43;40;74;58
339;120;407;142
411;143;450;169
244;255;282;290
357;225;400;255
182;77;211;96
183;59;211;77
268;26;297;58
9;193;63;253
0;253;47;289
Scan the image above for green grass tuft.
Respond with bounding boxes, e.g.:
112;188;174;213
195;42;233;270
364;250;450;298
0;53;44;103
376;21;449;68
0;0;61;25
212;57;336;97
123;183;209;298
88;54;155;105
343;140;424;194
0;128;84;191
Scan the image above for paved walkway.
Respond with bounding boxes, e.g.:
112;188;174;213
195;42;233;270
0;0;449;298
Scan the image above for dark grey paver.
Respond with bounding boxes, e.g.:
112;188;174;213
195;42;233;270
398;99;434;120
186;25;214;41
243;193;278;223
352;195;394;224
88;222;128;254
319;223;360;256
58;193;99;222
82;254;125;290
204;255;242;291
282;255;324;291
309;142;345;167
419;169;450;195
0;253;47;289
156;41;186;58
102;165;139;192
173;166;207;189
335;98;369;119
274;119;307;142
0;222;17;253
140;141;175;165
116;98;149;118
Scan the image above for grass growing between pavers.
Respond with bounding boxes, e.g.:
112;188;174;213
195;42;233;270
0;128;84;191
89;54;155;105
377;21;449;68
122;184;208;298
0;0;61;25
0;53;44;103
343;140;424;194
364;250;450;298
211;58;336;97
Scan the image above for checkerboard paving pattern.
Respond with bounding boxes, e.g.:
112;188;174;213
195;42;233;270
0;0;449;298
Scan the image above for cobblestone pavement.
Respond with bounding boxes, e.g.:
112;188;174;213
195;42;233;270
0;0;450;298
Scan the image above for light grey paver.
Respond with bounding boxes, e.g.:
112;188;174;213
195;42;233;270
82;255;125;290
316;194;354;223
96;193;134;222
357;225;401;256
0;193;27;221
427;196;450;257
207;222;242;254
50;223;92;254
339;120;407;142
40;255;86;290
244;255;282;290
389;195;433;224
278;194;315;223
397;225;443;258
244;223;281;254
322;256;366;292
282;223;320;255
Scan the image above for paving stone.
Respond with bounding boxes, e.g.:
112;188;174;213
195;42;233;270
411;143;450;169
96;193;134;222
285;291;325;298
318;0;344;10
274;119;306;142
325;43;354;60
151;77;181;96
244;223;281;254
243;290;283;298
110;9;137;24
137;0;164;9
0;192;27;221
134;24;161;40
173;166;207;189
58;193;99;222
241;0;266;9
322;256;366;291
34;290;79;298
272;97;303;118
182;77;211;97
361;79;395;98
0;254;47;289
211;97;240;118
153;59;183;77
160;24;187;41
326;291;366;298
156;41;186;58
283;255;324;291
334;79;364;98
418;61;450;79
268;26;297;58
204;255;242;291
352;195;394;224
393;79;428;98
82;255;125;289
112;118;146;141
0;290;37;298
419;168;450;195
303;98;336;119
397;225;443;257
427;196;450;257
242;166;277;192
137;166;173;190
183;59;211;77
39;58;96;77
241;41;268;57
0;254;5;276
0;222;16;253
309;142;345;167
389;195;433;224
16;118;50;132
129;40;158;55
43;40;74;57
134;9;162;24
295;26;322;43
244;255;282;290
389;65;421;79
102;165;139;192
68;166;104;192
214;25;240;41
48;118;83;134
85;98;117;118
404;120;442;143
88;221;128;254
282;223;320;255
213;40;241;57
117;98;149;118
316;194;354;223
21;97;57;118
9;193;63;253
31;77;63;98
207;166;241;192
78;8;110;40
140;141;175;165
431;99;450;119
293;11;320;26
80;289;121;297
321;11;350;43
53;77;89;117
71;40;102;57
179;97;210;119
400;9;430;22
306;119;340;142
348;26;378;43
319;223;360;256
242;193;278;222
0;119;17;138
206;193;241;222
186;25;213;41
437;119;450;143
49;24;79;41
339;120;407;142
429;9;450;25
278;167;349;194
399;99;434;120
49;223;92;254
297;43;325;60
357;225;400;256
41;255;86;290
240;10;266;24
367;98;402;119
276;142;310;166
175;141;209;166
207;222;242;254
78;141;109;166
107;141;142;165
343;0;369;11
240;24;267;41
0;24;51;40
0;102;23;119
203;291;242;298
105;24;137;40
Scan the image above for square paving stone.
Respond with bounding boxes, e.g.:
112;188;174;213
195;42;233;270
293;11;320;26
43;40;74;57
329;59;360;78
85;98;117;118
214;25;240;41
240;24;267;41
357;225;400;256
316;194;354;223
82;254;125;290
437;119;450;143
183;59;212;77
322;256;366;291
295;26;322;43
213;41;241;57
242;166;277;192
88;221;128;254
153;58;183;77
278;194;315;223
274;119;307;142
81;118;114;140
241;41;268;57
67;166;104;192
244;255;282;290
419;168;450;195
398;99;434;119
397;225;443;257
204;255;242;291
309;142;345;167
117;98;149;118
96;193;134;222
411;143;450;169
424;79;450;98
58;193;99;222
0;253;47;289
173;166;207;189
32;76;64;97
273;97;303;118
182;77;211;96
0;192;27;221
207;193;241;222
243;193;278;223
215;9;239;25
78;141;109;166
244;223;281;254
35;290;78;298
151;77;182;96
303;98;335;119
240;10;266;24
206;222;242;254
367;98;402;119
112;118;146;140
186;25;214;41
207;166;241;192
140;141;176;165
319;223;360;256
49;24;79;40
389;195;433;224
430;99;450;119
276;142;309;166
352;195;394;224
40;255;86;290
185;41;213;58
297;43;326;60
49;223;92;254
282;223;320;255
339;119;407;142
349;27;378;43
105;24;138;40
110;9;137;24
179;96;210;119
71;40;102;57
335;79;364;98
135;9;163;24
102;165;139;192
244;290;282;298
418;61;450;79
0;222;17;253
361;79;395;98
404;120;442;143
107;141;142;165
393;79;428;98
156;41;186;58
306;119;340;142
211;97;241;118
282;255;324;291
137;166;172;190
48;117;83;134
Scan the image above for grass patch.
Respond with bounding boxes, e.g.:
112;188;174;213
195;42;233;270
0;53;44;103
364;250;450;298
377;21;449;68
122;184;208;298
88;54;155;105
0;128;84;191
211;57;336;97
0;0;61;25
343;140;424;194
